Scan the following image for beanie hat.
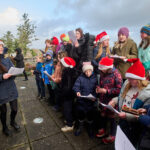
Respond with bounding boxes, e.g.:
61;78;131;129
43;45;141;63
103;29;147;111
0;41;4;46
125;58;146;80
51;37;59;45
60;57;76;68
118;27;129;38
141;23;150;36
98;57;114;70
62;35;70;42
94;31;109;44
60;33;66;41
82;62;93;73
46;49;53;57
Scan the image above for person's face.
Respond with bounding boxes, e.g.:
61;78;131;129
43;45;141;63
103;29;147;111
85;70;92;77
128;78;139;87
36;57;41;62
140;32;148;40
46;42;51;48
76;31;81;40
63;41;68;45
0;45;4;54
118;34;127;42
102;39;109;47
46;55;52;60
101;69;108;74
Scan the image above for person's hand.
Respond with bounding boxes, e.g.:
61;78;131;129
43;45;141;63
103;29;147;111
108;100;116;108
96;87;107;94
77;92;81;97
137;108;147;114
3;73;12;79
118;112;126;119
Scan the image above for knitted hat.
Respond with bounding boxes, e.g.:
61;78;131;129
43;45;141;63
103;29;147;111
118;27;129;38
51;37;59;45
98;57;114;70
62;35;70;42
0;41;4;46
82;62;93;73
60;33;66;41
60;57;76;68
46;49;53;57
141;23;150;36
125;58;146;80
94;31;109;44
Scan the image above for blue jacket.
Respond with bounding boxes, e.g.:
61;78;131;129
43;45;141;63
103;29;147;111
0;55;18;104
73;73;97;97
41;59;54;84
139;104;150;128
34;62;43;80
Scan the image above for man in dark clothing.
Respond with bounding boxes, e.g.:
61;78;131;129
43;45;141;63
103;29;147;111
14;48;28;81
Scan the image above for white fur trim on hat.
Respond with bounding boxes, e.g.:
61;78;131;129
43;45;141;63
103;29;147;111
98;64;113;70
0;41;4;46
82;65;93;73
125;73;146;80
60;58;73;68
100;35;109;43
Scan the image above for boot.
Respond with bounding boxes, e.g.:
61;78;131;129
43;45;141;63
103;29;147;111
87;120;94;138
3;126;12;136
74;120;84;136
10;111;20;131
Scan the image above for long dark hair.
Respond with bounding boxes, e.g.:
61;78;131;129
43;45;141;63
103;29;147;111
0;58;8;73
139;36;150;49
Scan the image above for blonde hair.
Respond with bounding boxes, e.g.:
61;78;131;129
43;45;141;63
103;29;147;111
122;80;149;99
95;43;110;60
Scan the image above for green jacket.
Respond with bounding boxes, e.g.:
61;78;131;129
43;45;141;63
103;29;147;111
112;38;138;79
138;45;150;71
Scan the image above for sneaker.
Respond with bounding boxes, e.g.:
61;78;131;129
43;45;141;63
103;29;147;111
61;125;73;132
96;128;105;138
40;97;46;101
102;135;115;144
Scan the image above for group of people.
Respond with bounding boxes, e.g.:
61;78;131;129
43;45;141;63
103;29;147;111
0;23;150;150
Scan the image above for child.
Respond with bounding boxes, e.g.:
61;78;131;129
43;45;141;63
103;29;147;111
96;57;122;144
60;57;76;132
33;56;45;100
112;27;138;82
138;24;150;80
45;39;51;53
41;50;54;105
73;62;97;137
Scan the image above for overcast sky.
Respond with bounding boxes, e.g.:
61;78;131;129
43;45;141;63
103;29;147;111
0;0;150;49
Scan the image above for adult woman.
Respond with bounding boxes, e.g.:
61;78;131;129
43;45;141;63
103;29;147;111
138;24;150;80
112;27;138;82
0;41;20;136
109;58;150;147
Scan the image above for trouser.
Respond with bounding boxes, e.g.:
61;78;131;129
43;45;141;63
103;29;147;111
47;84;55;104
63;100;73;127
23;70;28;80
36;78;45;97
54;84;62;107
0;99;18;129
99;116;117;136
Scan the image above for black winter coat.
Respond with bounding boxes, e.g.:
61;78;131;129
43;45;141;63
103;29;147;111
0;55;18;104
14;49;25;68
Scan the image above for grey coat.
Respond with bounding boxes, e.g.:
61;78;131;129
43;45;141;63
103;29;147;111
0;55;18;104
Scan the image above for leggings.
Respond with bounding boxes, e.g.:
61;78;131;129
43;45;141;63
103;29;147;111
0;99;18;129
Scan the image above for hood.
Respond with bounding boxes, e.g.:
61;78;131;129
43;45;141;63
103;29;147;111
15;48;22;54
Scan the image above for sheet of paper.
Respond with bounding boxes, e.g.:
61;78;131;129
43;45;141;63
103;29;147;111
110;55;125;59
68;30;78;44
8;67;24;76
115;126;135;150
79;94;96;100
100;102;119;114
43;71;52;80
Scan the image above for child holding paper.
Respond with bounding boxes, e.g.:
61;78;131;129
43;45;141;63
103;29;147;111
41;50;54;105
96;57;122;144
73;62;97;137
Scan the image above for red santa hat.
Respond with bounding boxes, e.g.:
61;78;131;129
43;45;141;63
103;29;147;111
51;37;59;45
60;57;76;68
98;57;114;70
125;58;146;80
94;31;109;44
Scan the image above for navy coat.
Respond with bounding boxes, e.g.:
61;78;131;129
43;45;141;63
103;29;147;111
73;73;97;112
0;55;18;104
